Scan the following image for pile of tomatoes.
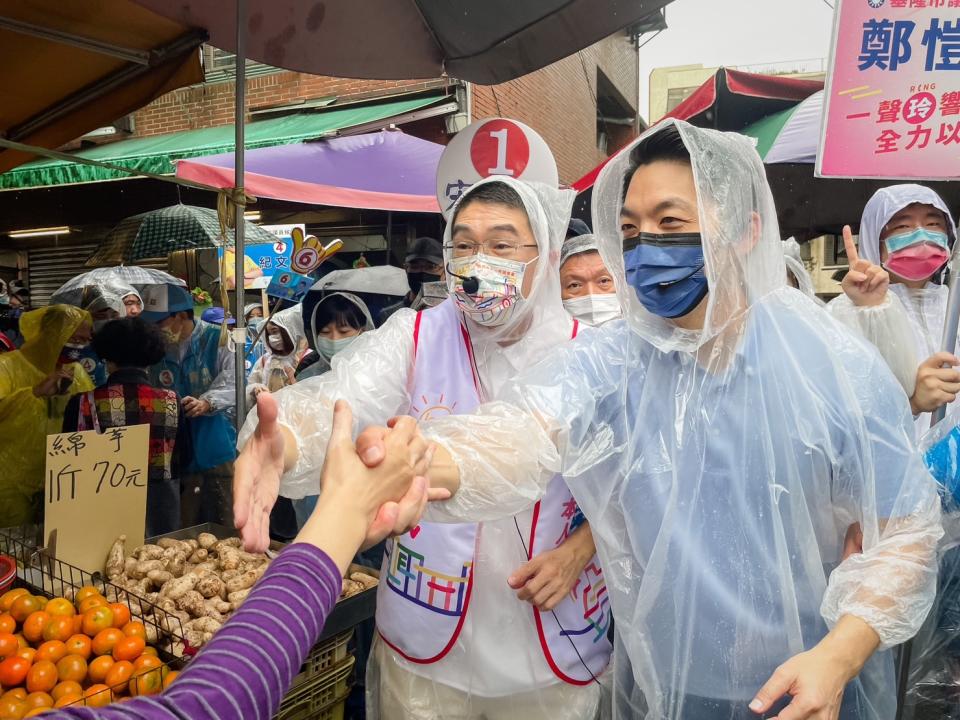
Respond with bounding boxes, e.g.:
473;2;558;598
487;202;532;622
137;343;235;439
0;586;178;718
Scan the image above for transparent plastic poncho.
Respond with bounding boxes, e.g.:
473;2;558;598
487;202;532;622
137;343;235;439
420;120;942;719
828;185;958;413
246;304;307;407
239;176;610;716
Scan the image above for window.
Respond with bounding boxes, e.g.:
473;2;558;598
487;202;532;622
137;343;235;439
822;234;851;267
666;86;697;113
202;46;280;84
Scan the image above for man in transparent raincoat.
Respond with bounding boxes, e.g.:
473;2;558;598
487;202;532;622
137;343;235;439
358;122;943;719
234;176;611;719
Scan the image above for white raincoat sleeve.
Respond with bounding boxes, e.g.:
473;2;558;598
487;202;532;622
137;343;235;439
422;324;620;524
828;292;919;397
237;309;417;500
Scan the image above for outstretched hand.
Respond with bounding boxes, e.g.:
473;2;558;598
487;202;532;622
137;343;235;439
234;392;287;552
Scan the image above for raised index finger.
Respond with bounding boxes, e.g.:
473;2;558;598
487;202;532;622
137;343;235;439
843;225;860;267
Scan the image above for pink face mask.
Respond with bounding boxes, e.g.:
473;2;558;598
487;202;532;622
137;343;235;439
882;228;950;281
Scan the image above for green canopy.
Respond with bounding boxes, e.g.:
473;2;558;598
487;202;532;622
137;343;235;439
0;94;446;191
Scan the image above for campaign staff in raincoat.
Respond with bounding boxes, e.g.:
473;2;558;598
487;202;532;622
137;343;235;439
829;185;959;437
142;284;237;526
559;234;622;326
246;304;308;408
356;122;942;719
234;176;612;719
0;305;94;526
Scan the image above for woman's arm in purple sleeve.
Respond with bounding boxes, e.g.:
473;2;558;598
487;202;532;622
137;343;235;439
50;543;341;720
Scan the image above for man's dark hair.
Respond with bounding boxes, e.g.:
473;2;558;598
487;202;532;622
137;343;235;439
93;317;167;367
452;181;526;226
622;126;691;201
315;295;367;333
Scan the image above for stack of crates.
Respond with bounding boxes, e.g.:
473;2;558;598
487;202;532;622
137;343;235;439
275;629;356;720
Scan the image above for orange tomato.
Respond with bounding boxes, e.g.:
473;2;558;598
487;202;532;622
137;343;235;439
34;641;67;664
40;616;73;644
9;596;43;624
53;693;81;709
1;688;27;702
132;654;161;674
63;635;90;661
161;669;179;689
24;692;53;710
14;635;27;649
108;604;131;630
0;614;16;635
54;654;86;684
121;621;146;640
25;662;57;694
104;661;133;697
80;607;113;638
21;610;50;643
82;684;111;708
23;708;51;718
0;589;29;614
72;587;101;606
86;655;114;684
0;656;32;687
15;648;35;664
111;636;144;663
21;612;50;644
50;681;81;702
0;633;18;659
140;646;158;658
91;628;123;657
0;695;26;719
76;596;107;615
41;600;73;619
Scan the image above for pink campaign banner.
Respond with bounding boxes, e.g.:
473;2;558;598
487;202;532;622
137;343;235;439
818;0;960;179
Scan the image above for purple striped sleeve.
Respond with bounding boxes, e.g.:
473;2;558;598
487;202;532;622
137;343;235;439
51;543;342;720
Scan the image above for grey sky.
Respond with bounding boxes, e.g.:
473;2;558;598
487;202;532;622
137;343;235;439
637;0;836;120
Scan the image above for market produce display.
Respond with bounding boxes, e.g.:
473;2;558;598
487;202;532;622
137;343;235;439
103;533;378;653
0;585;176;718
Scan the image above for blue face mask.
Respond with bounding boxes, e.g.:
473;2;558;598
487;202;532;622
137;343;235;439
624;233;708;319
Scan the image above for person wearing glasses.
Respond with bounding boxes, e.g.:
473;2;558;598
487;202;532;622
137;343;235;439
234;177;611;718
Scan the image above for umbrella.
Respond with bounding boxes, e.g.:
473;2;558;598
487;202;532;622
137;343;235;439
572;68;824;194
50;265;185;306
739;95;960;239
176;130;444;213
131;0;675;85
86;204;279;266
0;0;204;173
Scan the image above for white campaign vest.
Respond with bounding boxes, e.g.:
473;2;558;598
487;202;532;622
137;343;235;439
375;299;612;684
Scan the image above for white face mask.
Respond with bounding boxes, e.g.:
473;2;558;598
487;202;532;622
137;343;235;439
562;293;622;327
449;253;536;327
316;335;359;362
267;334;285;351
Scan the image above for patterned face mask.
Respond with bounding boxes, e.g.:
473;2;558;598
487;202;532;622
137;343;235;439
449;253;537;327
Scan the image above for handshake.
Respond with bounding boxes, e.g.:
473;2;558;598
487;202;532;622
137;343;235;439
233;393;449;554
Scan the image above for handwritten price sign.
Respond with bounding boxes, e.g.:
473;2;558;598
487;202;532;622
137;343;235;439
44;425;149;573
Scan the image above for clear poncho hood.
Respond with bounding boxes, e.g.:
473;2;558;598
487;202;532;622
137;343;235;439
267;304;306;358
442;175;575;369
858;184;957;267
594;119;786;354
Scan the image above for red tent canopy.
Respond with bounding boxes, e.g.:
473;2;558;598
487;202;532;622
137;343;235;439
572;68;824;193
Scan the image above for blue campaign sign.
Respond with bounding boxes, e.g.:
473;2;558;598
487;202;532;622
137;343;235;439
266;270;313;302
217;225;304;275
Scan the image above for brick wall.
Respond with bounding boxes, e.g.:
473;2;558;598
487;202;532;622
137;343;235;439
472;34;639;184
133;72;455;137
131;34;638;185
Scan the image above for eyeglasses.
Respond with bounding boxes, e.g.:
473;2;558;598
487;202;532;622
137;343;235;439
444;240;539;259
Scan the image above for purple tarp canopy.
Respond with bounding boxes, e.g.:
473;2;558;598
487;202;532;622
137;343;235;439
177;130;443;213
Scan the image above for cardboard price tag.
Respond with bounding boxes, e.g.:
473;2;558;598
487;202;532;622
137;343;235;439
44;424;149;574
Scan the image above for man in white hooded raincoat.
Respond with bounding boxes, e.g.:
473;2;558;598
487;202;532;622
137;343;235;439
233;176;612;719
355;121;943;719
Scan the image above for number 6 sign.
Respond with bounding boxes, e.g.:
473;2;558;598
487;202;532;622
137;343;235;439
436;118;559;219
